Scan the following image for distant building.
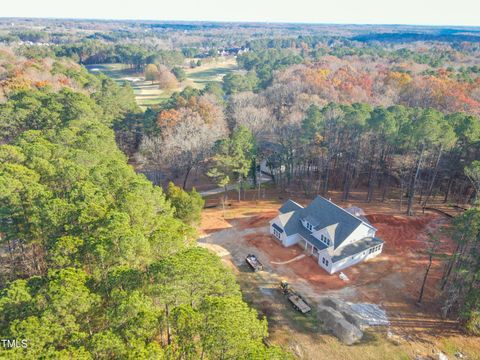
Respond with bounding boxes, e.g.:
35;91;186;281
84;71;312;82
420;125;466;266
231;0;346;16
269;196;384;274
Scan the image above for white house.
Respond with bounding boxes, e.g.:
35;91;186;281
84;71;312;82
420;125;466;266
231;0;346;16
269;196;384;274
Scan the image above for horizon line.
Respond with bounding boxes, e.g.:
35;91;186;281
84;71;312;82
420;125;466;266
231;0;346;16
1;16;480;29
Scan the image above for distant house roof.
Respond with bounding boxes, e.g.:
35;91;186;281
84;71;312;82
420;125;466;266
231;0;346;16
278;196;376;249
331;237;384;263
279;199;303;214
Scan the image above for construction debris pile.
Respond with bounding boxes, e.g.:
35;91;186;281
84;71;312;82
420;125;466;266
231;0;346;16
350;303;389;326
318;298;389;345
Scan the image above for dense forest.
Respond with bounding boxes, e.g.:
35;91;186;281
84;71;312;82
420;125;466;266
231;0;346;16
0;18;480;357
0;50;289;358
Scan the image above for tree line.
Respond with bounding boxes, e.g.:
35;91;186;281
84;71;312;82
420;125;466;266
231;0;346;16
18;41;185;70
434;161;480;334
265;103;478;215
140;88;479;216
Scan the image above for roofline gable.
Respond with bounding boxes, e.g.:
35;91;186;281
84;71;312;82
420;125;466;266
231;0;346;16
312;196;377;231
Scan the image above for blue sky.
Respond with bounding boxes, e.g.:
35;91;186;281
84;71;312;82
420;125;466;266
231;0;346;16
2;0;479;26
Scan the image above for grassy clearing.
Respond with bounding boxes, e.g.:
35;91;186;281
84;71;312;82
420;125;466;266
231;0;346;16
86;63;172;108
438;337;480;359
185;57;238;86
86;57;238;109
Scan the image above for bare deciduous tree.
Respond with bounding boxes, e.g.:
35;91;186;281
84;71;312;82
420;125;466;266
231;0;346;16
140;110;225;189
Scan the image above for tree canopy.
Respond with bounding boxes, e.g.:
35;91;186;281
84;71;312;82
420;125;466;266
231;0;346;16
0;53;288;359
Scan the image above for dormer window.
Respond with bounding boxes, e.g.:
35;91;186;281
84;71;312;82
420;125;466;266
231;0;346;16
320;234;330;246
306;222;313;232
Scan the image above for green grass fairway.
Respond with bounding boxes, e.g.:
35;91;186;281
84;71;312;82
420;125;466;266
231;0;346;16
86;57;238;109
185;57;238;86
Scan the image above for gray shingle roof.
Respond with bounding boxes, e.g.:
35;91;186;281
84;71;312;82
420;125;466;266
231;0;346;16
296;224;328;251
304;214;320;228
279;199;303;214
280;208;327;251
304;196;372;249
281;209;302;236
331;237;384;263
278;196;376;249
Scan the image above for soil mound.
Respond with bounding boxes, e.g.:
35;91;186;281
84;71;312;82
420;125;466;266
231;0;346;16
366;213;437;254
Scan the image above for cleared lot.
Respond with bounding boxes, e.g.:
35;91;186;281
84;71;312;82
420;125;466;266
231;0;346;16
199;191;480;359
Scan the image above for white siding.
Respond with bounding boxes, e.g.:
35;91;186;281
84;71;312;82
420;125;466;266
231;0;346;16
298;238;307;250
331;245;383;273
284;233;302;247
269;219;286;243
311;228;333;248
269;219;302;247
318;252;333;273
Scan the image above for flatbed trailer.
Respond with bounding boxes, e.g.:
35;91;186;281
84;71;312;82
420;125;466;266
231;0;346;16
287;293;311;314
245;254;263;272
280;280;311;314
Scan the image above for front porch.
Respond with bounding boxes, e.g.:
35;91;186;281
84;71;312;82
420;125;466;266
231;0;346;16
299;237;321;259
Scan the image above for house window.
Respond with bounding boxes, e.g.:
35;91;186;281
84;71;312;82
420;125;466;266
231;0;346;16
326;259;329;266
320;234;330;246
273;228;281;239
306;222;313;231
322;257;325;264
368;245;382;254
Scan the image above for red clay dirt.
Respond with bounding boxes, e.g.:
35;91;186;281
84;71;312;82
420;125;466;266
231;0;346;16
199;190;475;357
237;211;279;230
243;211;455;295
241;209;461;340
245;233;303;262
245;233;348;290
368;213;440;254
200;217;232;234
